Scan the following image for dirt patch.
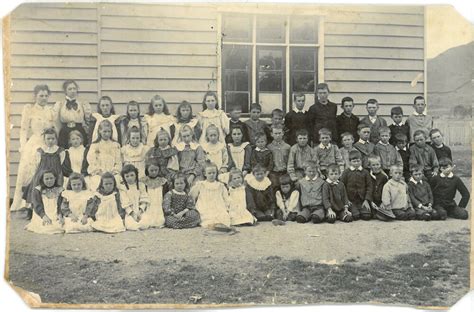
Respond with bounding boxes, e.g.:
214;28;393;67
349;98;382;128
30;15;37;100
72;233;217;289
8;229;470;307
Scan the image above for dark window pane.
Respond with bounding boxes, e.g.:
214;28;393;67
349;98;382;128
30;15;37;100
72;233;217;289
290;18;318;43
291;48;315;70
258;49;283;71
257;17;285;43
292;72;315;92
223;45;250;70
259;72;283;92
223;70;249;91
222;15;251;42
225;92;250;113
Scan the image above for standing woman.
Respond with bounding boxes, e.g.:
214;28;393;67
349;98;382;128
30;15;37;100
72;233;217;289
55;80;92;148
11;85;58;211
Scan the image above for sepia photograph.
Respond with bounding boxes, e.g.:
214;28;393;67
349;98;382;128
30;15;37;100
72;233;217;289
2;1;473;309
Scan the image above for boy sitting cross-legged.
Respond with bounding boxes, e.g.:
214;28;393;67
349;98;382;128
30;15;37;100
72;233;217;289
429;157;470;220
340;150;373;221
322;164;353;223
407;164;438;221
295;161;326;224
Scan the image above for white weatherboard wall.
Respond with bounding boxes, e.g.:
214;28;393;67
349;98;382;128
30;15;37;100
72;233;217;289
7;3;424;197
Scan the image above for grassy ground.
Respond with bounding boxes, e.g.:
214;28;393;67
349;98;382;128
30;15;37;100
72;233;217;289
8;229;469;306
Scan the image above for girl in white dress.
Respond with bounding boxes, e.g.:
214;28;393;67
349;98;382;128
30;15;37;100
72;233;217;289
89;96;120;143
190;161;231;229
145;95;174;148
81;172;126;233
171;100;201;146
201;124;230;183
61;173;94;233
197;91;229;145
119;164;151;231
227;125;252;178
121;127;148;180
140;164;167;228
12;85;58;211
227;169;256;226
25;170;64;235
62;130;89;187
87;120;122;191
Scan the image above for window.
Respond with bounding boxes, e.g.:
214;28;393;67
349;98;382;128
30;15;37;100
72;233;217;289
221;14;320;114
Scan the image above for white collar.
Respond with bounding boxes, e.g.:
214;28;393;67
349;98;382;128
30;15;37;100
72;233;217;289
65;96;76;101
369;115;378;122
244;174;271;190
393;122;405;127
255;146;268;152
175;141;199;151
378;141;390;146
413;111;426;116
370;170;387;180
325;178;338;185
390;178;406;185
358;139;367;145
409;177;422;184
396;146;407;152
349;166;363;171
172;189;187;195
318;143;331;149
199;109;223;118
433;143;444;148
305;176;319;181
293;107;306;113
440;172;454;178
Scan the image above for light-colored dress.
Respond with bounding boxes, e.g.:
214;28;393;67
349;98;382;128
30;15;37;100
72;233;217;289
121;144;148;179
171;118;200;146
25;186;64;235
87;192;126;233
202;142;229;170
61;190;94;233
120;182;151;231
91;113;120;142
12;103;58;211
197;109;229;145
87;140;122;190
145;113;175;147
190;180;231;228
140;176;167;228
228;142;251;172
228;185;256;225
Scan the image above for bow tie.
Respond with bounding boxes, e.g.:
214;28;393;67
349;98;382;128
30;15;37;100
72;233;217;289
66;98;78;110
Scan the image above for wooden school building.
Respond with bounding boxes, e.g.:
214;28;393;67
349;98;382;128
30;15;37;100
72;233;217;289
5;2;426;196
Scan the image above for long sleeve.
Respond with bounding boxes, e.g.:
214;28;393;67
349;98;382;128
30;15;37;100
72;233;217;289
113;144;122;173
267;152;274;172
341;184;349;206
275;191;285;210
431;149;439;173
243;145;252;172
60;196;72;217
381;184;392;210
456;177;470;208
19;104;32;152
220;183;230;209
82;101;92;121
194;146;206;176
287;148;296;174
189;182;201;201
334;146;345;167
221;147;229;169
220;111;230;135
322;182;332;210
408;146;418;170
62;151;73;178
245;186;256;212
185;194;196;210
53;101;63;132
395;149;403;167
287;190;300;212
250;149;258;169
408;183;422;208
406;185;413;209
84;196;100;219
86;144;98;174
364;172;374;201
139;185;150;210
162;192;173;216
31;188;46;218
167;154;180;172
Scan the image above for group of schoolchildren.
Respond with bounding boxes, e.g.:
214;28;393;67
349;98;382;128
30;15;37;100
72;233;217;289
19;81;470;235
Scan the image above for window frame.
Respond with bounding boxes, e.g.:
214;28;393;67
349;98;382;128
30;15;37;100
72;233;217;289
218;13;325;116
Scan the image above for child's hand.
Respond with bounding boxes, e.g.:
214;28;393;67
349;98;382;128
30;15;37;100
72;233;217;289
42;215;52;226
362;200;371;212
344;208;352;217
242;170;248;177
432;171;438;177
219;168;228;174
57;216;64;226
187;175;195;186
131;211;140;222
81;215;88;225
327;208;336;220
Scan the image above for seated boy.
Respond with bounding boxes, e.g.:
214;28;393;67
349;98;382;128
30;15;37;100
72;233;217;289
336;96;359;146
407;95;433;144
250;132;273;175
314;128;345;178
287;129;316;181
267;125;291;191
226;106;250;144
322;164;353;223
295;161;326;224
368;154;389;216
394;133;411;181
245;103;271;147
389;106;410;146
380;164;416;221
339;132;356;169
429;158;469;220
374;126;403;176
409;130;439;178
353;124;375;169
275;174;299;222
359;99;388;144
408;164;438;221
430;129;452;161
340;150;373;221
284;93;310;146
